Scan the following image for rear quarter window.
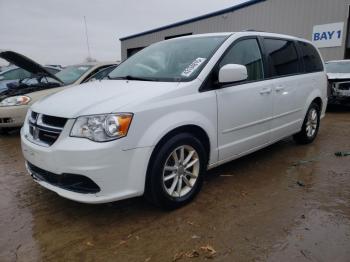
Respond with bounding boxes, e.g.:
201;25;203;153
298;42;324;73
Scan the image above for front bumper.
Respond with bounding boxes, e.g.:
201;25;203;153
21;120;154;204
329;81;350;104
0;105;29;127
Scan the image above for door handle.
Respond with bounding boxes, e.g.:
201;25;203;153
259;88;272;95
275;86;285;92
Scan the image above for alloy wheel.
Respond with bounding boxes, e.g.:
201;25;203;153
162;145;200;198
306;108;318;138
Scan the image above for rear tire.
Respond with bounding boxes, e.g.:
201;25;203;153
145;133;207;209
293;102;320;144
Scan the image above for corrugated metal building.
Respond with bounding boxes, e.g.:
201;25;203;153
120;0;350;61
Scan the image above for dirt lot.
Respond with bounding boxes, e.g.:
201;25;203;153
0;107;350;262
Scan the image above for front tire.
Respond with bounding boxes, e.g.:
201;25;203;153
145;133;207;209
293;102;320;144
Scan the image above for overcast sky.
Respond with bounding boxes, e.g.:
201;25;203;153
0;0;246;66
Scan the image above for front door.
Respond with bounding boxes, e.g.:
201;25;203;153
216;38;273;161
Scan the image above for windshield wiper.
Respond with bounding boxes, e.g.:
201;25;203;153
109;75;159;81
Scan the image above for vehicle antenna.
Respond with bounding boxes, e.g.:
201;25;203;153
83;16;92;60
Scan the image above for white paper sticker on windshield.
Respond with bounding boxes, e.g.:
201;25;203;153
78;66;89;71
181;58;207;77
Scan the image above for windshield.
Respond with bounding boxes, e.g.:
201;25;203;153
109;36;227;82
325;62;350;73
56;65;92;85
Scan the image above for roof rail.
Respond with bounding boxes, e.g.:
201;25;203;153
243;29;266;32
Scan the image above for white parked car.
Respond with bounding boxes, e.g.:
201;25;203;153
325;60;350;105
21;32;327;209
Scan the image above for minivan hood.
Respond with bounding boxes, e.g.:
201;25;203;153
32;80;179;118
0;50;63;84
327;73;350;80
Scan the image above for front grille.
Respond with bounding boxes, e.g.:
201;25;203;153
31;111;38;120
27;111;67;146
38;129;60;145
337;82;350;91
27;162;101;194
42;115;67;128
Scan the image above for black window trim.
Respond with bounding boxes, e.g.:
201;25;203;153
199;35;325;93
199;35;267;92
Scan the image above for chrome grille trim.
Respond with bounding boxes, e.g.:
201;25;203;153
36;114;64;132
26;111;67;147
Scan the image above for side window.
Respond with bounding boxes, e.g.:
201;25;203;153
219;38;264;81
298;42;324;73
264;39;300;77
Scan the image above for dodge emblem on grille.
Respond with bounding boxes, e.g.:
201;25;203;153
27;112;64;147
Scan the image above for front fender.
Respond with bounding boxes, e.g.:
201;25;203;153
127;109;218;165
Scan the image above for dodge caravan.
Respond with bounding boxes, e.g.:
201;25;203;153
21;32;327;209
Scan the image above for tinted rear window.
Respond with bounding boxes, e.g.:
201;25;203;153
298;42;324;73
264;39;300;77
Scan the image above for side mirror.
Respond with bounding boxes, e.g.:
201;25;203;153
218;64;248;84
0;76;4;80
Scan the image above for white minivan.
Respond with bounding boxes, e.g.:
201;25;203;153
21;32;327;209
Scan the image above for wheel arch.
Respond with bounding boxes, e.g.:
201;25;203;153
303;88;325;118
148;124;211;169
144;124;211;192
312;97;323;112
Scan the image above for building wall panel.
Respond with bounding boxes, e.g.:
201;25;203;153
121;0;350;61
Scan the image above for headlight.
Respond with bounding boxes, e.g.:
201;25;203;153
0;96;31;107
70;113;133;142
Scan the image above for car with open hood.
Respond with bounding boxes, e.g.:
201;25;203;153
0;64;61;83
21;32;327;209
0;50;117;131
325;60;350;105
